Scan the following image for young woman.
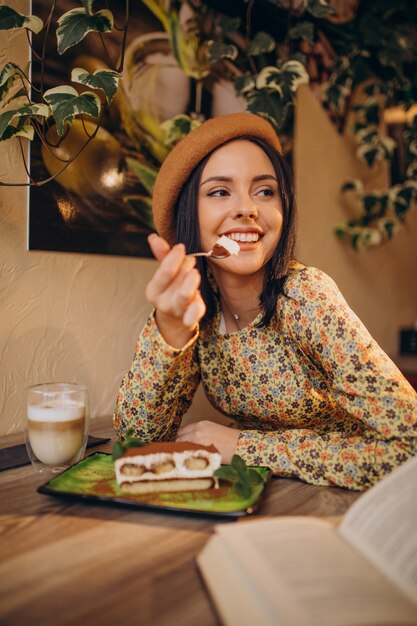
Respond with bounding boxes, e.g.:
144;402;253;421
113;112;417;490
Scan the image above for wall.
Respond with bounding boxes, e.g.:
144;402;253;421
295;86;417;355
1;5;416;435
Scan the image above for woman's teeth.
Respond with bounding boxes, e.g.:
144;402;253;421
227;233;260;243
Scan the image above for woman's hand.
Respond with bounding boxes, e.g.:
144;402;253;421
146;234;206;348
176;420;241;464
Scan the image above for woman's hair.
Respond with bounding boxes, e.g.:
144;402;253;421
174;136;297;328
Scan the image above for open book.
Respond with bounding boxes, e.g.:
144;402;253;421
197;456;417;626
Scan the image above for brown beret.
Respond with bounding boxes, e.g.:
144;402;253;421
152;112;281;244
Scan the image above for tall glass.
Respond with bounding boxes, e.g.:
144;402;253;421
25;383;89;474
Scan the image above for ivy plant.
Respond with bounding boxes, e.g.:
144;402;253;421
0;1;126;186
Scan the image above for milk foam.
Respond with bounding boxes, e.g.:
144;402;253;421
27;401;85;422
27;401;86;465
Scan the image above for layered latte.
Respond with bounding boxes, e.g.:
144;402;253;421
27;401;86;465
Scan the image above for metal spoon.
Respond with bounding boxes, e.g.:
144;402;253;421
189;243;231;260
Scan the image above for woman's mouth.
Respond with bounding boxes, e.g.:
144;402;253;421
222;232;261;243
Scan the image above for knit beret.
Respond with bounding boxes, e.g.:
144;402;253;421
152;112;281;244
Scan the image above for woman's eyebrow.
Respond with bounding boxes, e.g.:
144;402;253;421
200;174;277;186
200;175;232;186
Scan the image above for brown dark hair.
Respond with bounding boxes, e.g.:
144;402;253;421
174;136;297;327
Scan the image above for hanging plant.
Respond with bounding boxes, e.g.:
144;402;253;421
201;0;417;250
317;2;417;249
0;1;126;187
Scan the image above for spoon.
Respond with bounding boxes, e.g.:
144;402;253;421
188;235;240;260
189;244;231;260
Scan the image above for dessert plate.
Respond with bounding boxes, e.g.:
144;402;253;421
38;452;271;518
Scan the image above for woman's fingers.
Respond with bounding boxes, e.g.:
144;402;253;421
156;264;200;318
146;234;205;328
183;294;206;328
146;244;189;304
146;243;203;319
147;233;170;262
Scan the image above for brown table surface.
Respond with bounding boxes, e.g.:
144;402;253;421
0;416;360;626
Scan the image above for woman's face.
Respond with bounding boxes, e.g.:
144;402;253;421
197;139;283;278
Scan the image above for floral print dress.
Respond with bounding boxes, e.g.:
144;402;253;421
113;262;417;490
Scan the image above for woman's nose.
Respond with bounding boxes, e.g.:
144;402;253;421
232;197;259;220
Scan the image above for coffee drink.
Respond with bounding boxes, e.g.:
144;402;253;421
27;401;86;465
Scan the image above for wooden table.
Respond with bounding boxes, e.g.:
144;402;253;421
0;416;360;626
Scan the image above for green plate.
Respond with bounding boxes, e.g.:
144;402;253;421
38;452;272;518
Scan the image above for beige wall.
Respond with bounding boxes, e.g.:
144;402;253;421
295;86;417;355
1;8;416;435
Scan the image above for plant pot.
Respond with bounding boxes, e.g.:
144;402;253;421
211;79;245;118
122;32;191;125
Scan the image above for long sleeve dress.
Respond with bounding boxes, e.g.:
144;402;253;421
113;261;417;491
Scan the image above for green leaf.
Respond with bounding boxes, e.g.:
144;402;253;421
111;441;125;461
0;117;34;142
406;163;417;180
235;74;256;96
334;225;347;239
306;0;337;19
126;158;158;195
213;466;236;481
112;430;149;460
256;61;309;97
215;455;267;499
207;41;238;64
160;114;201;147
363;82;388;97
356;144;381;167
0;62;24;88
380;219;396;238
0;5;43;33
56;7;113;55
247;32;276;57
0;102;49;140
124;431;148;448
248;468;265;485
71;67;121;104
341;180;362;193
0;62;26;99
235;479;252;499
231;454;247;474
288;22;315;44
362;195;380;215
123;195;155;231
245;90;292;133
218;16;240;34
43;86;101;135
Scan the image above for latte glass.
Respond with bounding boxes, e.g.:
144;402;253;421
26;383;89;474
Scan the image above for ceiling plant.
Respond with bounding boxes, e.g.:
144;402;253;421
198;0;417;250
1;0;416;252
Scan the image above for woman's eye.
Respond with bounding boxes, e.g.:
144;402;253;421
208;188;229;197
257;187;275;197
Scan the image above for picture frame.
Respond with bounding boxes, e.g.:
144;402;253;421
28;0;171;258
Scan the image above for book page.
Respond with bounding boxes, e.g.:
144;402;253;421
339;454;417;606
215;517;417;626
197;534;287;626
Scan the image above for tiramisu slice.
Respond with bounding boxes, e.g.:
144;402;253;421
114;441;221;494
214;235;240;256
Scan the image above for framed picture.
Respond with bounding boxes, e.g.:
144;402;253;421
28;1;185;258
